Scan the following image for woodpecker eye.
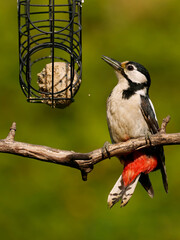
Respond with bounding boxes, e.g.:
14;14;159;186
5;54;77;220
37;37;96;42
127;65;134;71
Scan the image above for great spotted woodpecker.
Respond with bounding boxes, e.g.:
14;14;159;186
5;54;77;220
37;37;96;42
102;56;168;208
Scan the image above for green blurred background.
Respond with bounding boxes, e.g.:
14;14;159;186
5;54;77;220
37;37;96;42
0;0;180;239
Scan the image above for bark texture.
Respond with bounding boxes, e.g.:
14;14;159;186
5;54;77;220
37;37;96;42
0;116;179;180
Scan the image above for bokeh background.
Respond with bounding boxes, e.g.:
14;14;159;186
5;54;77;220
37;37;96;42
0;0;180;239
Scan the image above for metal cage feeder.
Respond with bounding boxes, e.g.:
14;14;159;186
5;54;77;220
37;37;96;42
18;0;82;108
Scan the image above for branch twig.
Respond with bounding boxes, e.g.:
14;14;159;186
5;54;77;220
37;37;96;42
160;115;171;133
0;116;179;181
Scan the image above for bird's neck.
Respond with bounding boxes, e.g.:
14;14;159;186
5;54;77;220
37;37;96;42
111;81;148;101
122;83;148;99
114;76;148;100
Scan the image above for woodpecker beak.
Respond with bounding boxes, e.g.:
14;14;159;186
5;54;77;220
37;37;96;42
102;56;122;71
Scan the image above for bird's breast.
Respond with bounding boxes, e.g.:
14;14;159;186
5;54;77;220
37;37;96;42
107;88;149;143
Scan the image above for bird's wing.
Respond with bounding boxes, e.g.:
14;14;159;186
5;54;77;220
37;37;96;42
140;95;168;193
140;95;159;134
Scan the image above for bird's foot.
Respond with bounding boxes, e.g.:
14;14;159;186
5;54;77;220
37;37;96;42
145;133;152;146
102;141;111;159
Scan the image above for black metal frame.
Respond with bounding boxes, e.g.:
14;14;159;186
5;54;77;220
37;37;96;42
18;0;82;107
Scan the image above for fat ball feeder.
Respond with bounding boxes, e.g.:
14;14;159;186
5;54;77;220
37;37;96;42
18;0;83;108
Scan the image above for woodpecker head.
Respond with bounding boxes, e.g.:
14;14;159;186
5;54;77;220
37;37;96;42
102;56;151;99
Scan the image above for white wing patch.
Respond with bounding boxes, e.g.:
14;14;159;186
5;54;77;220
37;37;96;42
149;99;158;122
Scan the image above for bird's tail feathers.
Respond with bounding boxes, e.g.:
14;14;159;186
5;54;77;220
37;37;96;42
107;174;140;208
160;163;168;193
158;147;168;193
139;173;154;198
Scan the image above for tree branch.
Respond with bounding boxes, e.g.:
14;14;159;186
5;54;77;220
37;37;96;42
0;116;179;181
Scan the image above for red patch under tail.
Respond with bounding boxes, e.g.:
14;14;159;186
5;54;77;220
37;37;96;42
122;151;158;187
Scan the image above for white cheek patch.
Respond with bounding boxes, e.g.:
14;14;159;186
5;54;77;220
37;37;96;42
124;69;147;84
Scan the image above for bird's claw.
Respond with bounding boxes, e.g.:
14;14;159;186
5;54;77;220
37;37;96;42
102;141;111;159
145;133;152;145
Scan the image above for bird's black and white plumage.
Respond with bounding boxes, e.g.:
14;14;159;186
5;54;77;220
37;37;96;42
102;56;168;208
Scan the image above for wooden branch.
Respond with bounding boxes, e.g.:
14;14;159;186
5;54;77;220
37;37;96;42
0;116;179;181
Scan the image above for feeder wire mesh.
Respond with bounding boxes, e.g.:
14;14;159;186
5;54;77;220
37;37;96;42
18;0;82;108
